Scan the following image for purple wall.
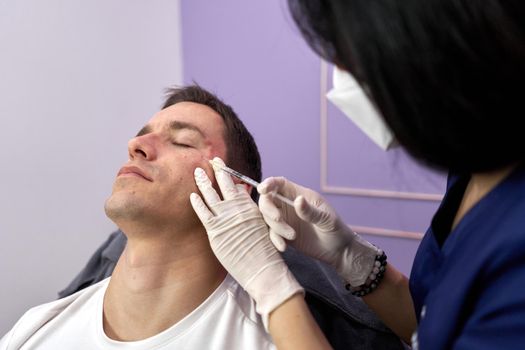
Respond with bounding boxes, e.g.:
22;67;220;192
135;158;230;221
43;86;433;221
181;1;446;276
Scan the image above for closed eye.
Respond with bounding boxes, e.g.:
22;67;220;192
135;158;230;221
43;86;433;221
172;142;192;148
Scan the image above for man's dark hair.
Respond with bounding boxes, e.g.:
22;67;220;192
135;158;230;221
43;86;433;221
162;85;262;201
289;0;525;173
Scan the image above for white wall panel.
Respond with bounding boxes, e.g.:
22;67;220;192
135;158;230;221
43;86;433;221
0;0;182;334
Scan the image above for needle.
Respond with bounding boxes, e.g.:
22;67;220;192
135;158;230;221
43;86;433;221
208;158;295;207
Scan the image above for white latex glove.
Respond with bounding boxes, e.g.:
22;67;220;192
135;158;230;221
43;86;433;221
258;177;380;287
190;158;303;324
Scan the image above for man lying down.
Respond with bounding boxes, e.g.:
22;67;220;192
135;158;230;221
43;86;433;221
1;85;404;350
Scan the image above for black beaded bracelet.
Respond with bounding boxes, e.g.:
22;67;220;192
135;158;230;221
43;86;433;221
345;251;387;297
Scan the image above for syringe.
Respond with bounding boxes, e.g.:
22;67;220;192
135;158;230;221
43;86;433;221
209;159;295;207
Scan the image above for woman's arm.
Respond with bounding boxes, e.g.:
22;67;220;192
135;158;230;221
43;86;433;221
267;265;416;348
269;294;332;350
258;177;417;343
363;265;417;344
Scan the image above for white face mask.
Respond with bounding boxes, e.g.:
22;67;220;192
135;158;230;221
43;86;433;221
326;66;398;150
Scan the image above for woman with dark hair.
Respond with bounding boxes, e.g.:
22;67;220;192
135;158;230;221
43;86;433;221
191;1;525;349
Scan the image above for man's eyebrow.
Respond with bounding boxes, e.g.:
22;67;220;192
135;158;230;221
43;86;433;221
169;121;205;137
135;121;205;138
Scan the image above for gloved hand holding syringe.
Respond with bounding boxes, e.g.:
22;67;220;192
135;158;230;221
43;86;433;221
207;156;380;284
208;158;295;206
191;156;383;334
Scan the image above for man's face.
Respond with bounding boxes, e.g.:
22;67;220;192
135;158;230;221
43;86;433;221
104;102;227;229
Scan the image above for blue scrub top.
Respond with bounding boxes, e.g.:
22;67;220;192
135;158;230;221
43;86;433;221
410;163;525;349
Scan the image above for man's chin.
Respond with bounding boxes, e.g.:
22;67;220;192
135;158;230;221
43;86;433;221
104;195;143;223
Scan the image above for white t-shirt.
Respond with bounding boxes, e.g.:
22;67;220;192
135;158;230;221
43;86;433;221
0;275;275;350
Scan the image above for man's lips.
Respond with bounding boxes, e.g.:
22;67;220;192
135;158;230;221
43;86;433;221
117;166;153;181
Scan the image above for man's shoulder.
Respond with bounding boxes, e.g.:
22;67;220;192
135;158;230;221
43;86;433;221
1;278;109;350
21;277;108;324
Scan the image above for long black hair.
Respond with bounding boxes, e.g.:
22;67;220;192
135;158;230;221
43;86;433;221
289;0;525;172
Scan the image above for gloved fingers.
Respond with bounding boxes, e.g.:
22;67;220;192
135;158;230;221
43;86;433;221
269;230;287;252
258;176;296;198
190;192;214;225
295;195;332;228
269;218;297;240
258;193;283;220
259;194;297;240
194;167;221;207
211;157;239;200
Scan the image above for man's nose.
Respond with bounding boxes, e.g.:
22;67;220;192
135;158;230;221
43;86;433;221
128;134;157;161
